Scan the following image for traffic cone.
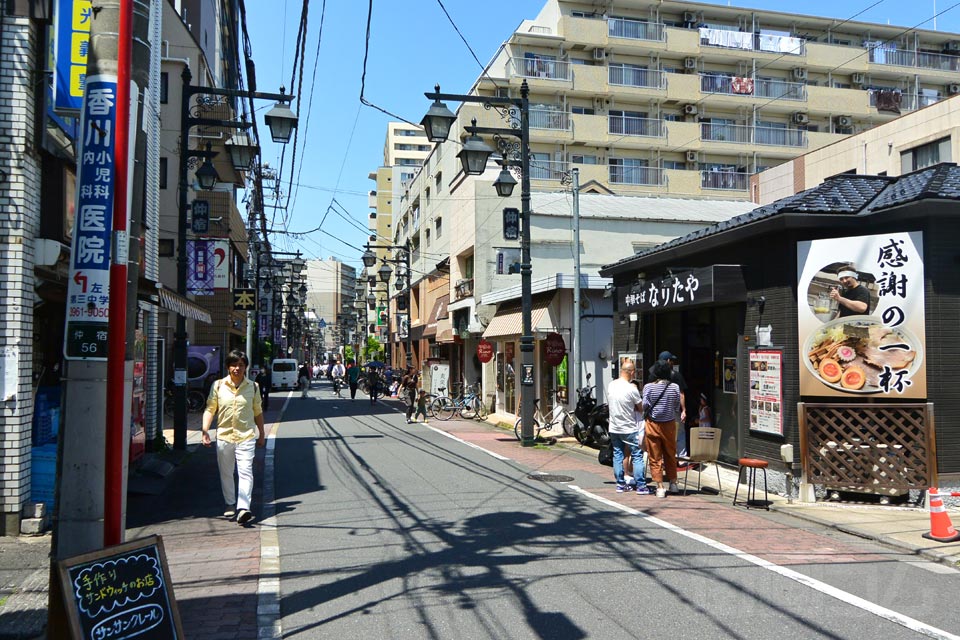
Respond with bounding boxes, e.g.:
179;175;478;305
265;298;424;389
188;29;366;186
922;488;960;543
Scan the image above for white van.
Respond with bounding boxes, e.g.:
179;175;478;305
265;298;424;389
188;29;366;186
270;359;299;391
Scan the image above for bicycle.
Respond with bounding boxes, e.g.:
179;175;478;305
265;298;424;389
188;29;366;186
163;387;205;416
514;395;577;441
433;382;488;421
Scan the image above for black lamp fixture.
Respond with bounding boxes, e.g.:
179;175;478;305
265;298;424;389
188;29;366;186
361;246;377;268
493;164;517;197
195;144;219;190
457;120;494;176
420;85;457;143
224;130;259;170
263;89;299;144
299;282;308;296
378;262;393;283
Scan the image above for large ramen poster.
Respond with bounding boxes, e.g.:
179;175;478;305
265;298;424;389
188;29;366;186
797;231;925;398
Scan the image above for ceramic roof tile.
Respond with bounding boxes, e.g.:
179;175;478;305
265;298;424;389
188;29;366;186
781;175;891;213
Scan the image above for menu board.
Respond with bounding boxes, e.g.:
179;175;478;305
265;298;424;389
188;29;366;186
58;535;183;640
749;350;782;436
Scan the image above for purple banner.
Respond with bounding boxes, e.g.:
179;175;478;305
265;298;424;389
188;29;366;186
187;240;214;295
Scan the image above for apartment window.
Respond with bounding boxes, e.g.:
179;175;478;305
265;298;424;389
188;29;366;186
435;217;442;238
571;154;597;164
435;172;442;191
401;172;415;182
398;129;421;137
425;228;431;247
159;157;168;189
664;113;684;122
464;254;474;279
901;136;950;172
662;160;686;170
159;72;168;104
424;186;430;205
572;106;595;115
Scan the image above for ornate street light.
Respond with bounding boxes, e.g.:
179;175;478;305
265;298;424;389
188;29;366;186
361;247;377;268
378;262;392;283
420;86;457;143
493;165;517;198
264;91;299;144
456;121;494;176
195;152;219;189
224;130;259;170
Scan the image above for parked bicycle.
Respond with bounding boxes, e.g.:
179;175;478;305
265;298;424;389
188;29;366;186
514;394;578;441
432;382;488;421
163;386;205;416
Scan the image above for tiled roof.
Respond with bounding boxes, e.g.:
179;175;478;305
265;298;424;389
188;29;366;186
602;163;960;274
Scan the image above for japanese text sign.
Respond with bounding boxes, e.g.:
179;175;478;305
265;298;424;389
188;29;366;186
57;535;184;640
64;76;117;360
53;0;93;113
797;232;926;398
616;265;745;314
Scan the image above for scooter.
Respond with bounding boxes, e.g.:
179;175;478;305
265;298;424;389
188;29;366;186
332;376;344;397
573;373;610;447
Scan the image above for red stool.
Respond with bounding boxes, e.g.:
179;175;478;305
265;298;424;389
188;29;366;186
733;458;769;509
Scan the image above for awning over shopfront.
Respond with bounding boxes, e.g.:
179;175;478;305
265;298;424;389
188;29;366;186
422;295;449;338
482;294;558;340
156;286;213;324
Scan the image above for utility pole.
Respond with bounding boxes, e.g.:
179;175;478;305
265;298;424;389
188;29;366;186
571;168;581;402
51;0;151;633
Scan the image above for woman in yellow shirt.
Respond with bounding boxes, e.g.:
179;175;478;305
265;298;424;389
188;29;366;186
202;349;265;525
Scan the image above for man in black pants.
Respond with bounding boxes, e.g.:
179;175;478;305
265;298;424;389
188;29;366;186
367;366;380;404
403;369;419;424
830;269;872;317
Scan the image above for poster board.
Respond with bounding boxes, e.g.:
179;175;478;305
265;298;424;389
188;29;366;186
57;535;184;639
749;349;783;436
722;357;737;394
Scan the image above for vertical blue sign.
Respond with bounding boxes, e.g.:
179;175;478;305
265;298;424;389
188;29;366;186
64;75;118;360
53;0;93;113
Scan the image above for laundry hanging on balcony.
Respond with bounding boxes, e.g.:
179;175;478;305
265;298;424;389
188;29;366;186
731;77;754;94
874;89;902;114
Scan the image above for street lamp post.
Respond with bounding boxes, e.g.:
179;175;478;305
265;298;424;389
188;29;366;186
421;82;535;446
362;244;413;371
173;67;297;450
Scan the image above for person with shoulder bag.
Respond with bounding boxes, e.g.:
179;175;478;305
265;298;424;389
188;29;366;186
643;360;682;499
605;359;650;494
201;349;266;525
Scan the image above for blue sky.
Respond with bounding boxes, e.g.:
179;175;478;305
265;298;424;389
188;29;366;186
244;0;960;270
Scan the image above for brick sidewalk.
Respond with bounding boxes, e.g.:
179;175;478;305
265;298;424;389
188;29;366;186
435;418;891;566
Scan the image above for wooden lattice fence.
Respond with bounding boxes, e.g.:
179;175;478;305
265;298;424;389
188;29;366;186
798;403;937;495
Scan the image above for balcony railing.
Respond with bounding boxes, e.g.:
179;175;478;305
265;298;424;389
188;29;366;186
699;27;805;55
869;90;944;113
701;171;751;190
608;115;665;138
530;159;570;181
607;17;665;42
455;278;474;300
608;65;666;89
608;165;666;186
700;74;806;101
510;57;571;81
700;122;807;147
529;108;570;131
868;46;960;71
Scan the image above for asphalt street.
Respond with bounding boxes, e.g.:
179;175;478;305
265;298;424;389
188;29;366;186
275;382;960;639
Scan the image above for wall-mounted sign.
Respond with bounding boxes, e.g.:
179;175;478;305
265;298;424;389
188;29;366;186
797;231;925;398
186;240;213;295
722;357;737;394
477;339;494;364
543;332;566;367
212;239;229;289
502;207;520;240
749;349;782;435
53;0;92;113
522;364;534;386
232;288;256;311
617;265;745;314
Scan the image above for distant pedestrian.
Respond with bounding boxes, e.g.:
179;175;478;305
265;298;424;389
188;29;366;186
298;363;311;398
414;389;429;423
201;349;265;525
607;359;649;495
403;370;419;423
367;366;381;404
643;360;682;499
648;351;688;457
255;364;272;411
346;359;361;400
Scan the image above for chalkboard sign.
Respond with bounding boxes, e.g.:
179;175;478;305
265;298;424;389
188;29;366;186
57;535;184;640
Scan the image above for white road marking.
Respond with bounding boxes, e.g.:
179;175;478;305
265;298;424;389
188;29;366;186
257;392;291;640
569;486;960;640
906;561;960;575
425;424;513;461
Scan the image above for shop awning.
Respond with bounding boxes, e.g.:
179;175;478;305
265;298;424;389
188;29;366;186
422;295;449;338
156;286;213;324
436;318;455;343
482;294;558;340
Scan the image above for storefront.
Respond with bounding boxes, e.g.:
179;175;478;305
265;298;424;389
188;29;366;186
601;167;960;496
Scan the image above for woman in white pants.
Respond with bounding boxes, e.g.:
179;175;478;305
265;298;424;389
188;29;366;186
201;349;265;525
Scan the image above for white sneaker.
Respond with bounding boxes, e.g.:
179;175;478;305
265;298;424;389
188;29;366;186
656;487;667;499
668;482;680;494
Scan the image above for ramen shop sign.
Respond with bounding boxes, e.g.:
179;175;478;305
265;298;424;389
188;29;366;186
797;231;925;398
617;265;745;313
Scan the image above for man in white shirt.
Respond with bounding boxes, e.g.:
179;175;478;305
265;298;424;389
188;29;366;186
607;359;650;494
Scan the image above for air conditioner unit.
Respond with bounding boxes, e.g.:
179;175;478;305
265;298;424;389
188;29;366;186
947;83;960;95
683;103;698;116
683;11;697;23
851;72;866;85
792;112;809;125
836;115;853;127
792;67;807;80
592;48;606;60
944;40;960;52
684;56;698;70
685;150;699;163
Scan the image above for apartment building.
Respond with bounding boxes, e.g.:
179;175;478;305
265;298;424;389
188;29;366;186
304;259;357;354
